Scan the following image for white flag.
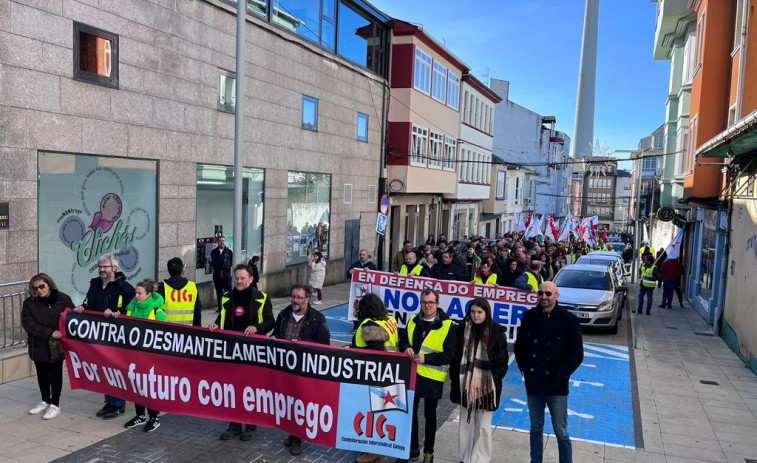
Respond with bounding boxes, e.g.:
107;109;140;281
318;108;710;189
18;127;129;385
664;228;684;260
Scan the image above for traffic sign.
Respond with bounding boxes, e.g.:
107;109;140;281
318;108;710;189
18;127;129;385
376;213;387;235
379;195;388;214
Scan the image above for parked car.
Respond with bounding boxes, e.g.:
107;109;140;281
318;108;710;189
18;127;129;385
552;263;627;334
583;252;631;284
604;242;626;254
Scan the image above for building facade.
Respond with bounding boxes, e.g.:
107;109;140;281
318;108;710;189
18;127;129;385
581;158;618;230
614;170;632;230
0;0;391;301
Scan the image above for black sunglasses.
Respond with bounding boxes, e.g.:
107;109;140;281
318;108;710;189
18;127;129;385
34;283;47;290
537;290;553;297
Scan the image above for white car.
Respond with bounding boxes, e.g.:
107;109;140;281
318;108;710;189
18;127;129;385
552;264;627;334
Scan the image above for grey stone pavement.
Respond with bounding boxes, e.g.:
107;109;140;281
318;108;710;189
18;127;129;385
0;281;756;462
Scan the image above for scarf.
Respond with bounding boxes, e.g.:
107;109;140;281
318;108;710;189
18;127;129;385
460;319;496;422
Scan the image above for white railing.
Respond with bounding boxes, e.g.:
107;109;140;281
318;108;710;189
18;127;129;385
1;281;28;349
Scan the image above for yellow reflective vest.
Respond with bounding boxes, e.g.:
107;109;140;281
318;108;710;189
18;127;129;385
407;317;453;382
161;281;197;325
219;291;268;328
399;264;423;276
474;273;497;285
640;264;658;288
524;270;543;291
354;316;399;351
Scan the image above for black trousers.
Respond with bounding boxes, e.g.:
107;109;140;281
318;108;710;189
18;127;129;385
135;404;159;418
213;275;230;310
34;360;63;406
410;396;439;454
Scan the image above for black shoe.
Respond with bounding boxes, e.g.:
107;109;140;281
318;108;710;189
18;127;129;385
96;404;114;417
220;426;242;440
666;305;673;309
102;408;125;419
646;311;651;315
396;449;421;463
124;415;147;428
659;304;666;308
240;425;257;441
144;417;160;433
679;300;684;307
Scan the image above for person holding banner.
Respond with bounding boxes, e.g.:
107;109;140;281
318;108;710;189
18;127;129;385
430;250;468;282
21;273;74;421
514;258;544;292
209;263;274;441
400;251;430;278
74;253;135;420
352;293;399;463
123;279;166;433
274;284;331;456
473;261;497;285
449;297;507;463
398;288;458;463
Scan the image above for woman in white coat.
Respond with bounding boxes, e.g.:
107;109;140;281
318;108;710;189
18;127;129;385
308;251;327;305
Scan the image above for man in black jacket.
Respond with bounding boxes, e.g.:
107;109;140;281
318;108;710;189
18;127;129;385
75;253;135;419
514;281;583;463
210;236;233;311
156;257;202;326
430;250;468;281
209;263;274;442
273;284;330;456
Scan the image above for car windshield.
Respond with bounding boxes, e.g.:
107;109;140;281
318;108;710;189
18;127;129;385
554;270;610;291
577;257;617;266
607;243;625;252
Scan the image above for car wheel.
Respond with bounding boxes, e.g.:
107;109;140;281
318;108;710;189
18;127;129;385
618;303;623;321
610;316;619;334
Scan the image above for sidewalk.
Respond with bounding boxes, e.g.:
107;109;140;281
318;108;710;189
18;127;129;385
0;282;756;462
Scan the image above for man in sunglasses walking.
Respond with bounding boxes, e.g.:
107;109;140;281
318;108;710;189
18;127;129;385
514;281;584;463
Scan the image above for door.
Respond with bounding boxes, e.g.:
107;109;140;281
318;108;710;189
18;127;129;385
344;219;360;280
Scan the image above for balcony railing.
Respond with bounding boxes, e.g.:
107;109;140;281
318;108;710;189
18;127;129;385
1;281;27;349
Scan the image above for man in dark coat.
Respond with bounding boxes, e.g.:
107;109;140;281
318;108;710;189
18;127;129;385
273;284;330;456
210;236;233;311
75;253;135;419
514;281;583;463
430;250;469;281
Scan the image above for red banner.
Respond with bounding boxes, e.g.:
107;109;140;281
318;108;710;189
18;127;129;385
61;310;416;458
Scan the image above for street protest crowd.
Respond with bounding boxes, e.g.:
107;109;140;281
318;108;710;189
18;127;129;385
20;228;651;463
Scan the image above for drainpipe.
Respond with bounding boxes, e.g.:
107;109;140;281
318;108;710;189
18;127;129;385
715;163;736;336
735;0;750;120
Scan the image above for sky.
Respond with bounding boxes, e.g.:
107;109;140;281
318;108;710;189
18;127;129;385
371;0;671;167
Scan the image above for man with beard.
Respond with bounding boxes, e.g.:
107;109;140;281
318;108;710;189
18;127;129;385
273;285;330;455
75;253;135;419
209;264;274;442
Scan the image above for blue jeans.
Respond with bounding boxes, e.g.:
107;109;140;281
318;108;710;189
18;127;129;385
527;395;572;463
637;286;655;313
662;279;677;307
105;394;125;410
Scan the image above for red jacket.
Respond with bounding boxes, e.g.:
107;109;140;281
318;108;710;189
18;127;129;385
660;259;684;280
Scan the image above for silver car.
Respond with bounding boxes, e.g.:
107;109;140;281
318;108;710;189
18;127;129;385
579;253;630;289
552;263;627;334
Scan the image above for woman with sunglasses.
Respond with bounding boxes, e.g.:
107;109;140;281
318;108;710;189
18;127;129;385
21;273;74;420
450;297;508;463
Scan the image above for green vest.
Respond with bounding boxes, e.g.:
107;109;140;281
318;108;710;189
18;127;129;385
400;264;422;276
354;316;399;351
161;281;197;325
219;291;268;328
640;265;657;288
407;317;452;382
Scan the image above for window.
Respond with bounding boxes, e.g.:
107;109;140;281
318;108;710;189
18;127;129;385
734;0;744;51
496;171;505;199
337;0;388;75
428;131;443;168
343;184;353;204
301;94;318;131
287;171;331;266
443;136;456;171
683;32;695;85
218;70;236;112
514;177;521;202
653;134;664;150
695;12;705;72
73;22;118;88
196;165;265;284
411;125;428;166
414;48;432;94
643;158;657;173
431;62;447;102
686;117;697;173
728;106;737;127
356;112;368;142
224;0;267;17
676;124;689;176
368;185;376;203
447;73;460;110
274;0;323;46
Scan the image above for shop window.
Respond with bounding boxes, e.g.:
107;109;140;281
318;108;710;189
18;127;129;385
73;22;118;88
218;70;236;113
699;210;716;301
195;165;265;284
302;94;318;131
287;172;331;266
38;152;156;303
357;112;368;142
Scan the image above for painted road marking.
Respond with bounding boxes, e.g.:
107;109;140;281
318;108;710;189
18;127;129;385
323;303;353;344
493;342;634;448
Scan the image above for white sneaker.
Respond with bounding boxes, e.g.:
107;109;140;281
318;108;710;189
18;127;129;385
312;300;322;305
29;401;49;415
42;405;60;420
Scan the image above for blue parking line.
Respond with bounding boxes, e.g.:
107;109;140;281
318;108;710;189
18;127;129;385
322;303;353;344
493;342;634;448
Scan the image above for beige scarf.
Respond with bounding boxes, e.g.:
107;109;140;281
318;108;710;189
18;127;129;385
460;320;496;422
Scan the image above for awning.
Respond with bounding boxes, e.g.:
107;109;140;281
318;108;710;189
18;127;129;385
697;109;757;158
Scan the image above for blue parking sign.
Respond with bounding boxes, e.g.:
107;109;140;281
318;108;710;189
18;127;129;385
376;213;387;235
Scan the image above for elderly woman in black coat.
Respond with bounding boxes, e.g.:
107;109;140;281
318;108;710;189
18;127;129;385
21;273;74;420
450;297;508;463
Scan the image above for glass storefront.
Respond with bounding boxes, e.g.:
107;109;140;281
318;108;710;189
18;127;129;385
286;171;331;266
699;210;717;301
38;152;157;304
195;165;264;284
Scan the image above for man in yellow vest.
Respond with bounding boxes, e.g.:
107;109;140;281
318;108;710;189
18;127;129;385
399;251;430;278
398;289;457;463
156;257;202;326
473;260;498;285
351;292;399;463
639;242;654;258
636;254;660;315
209;263;274;442
514;258;544;291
